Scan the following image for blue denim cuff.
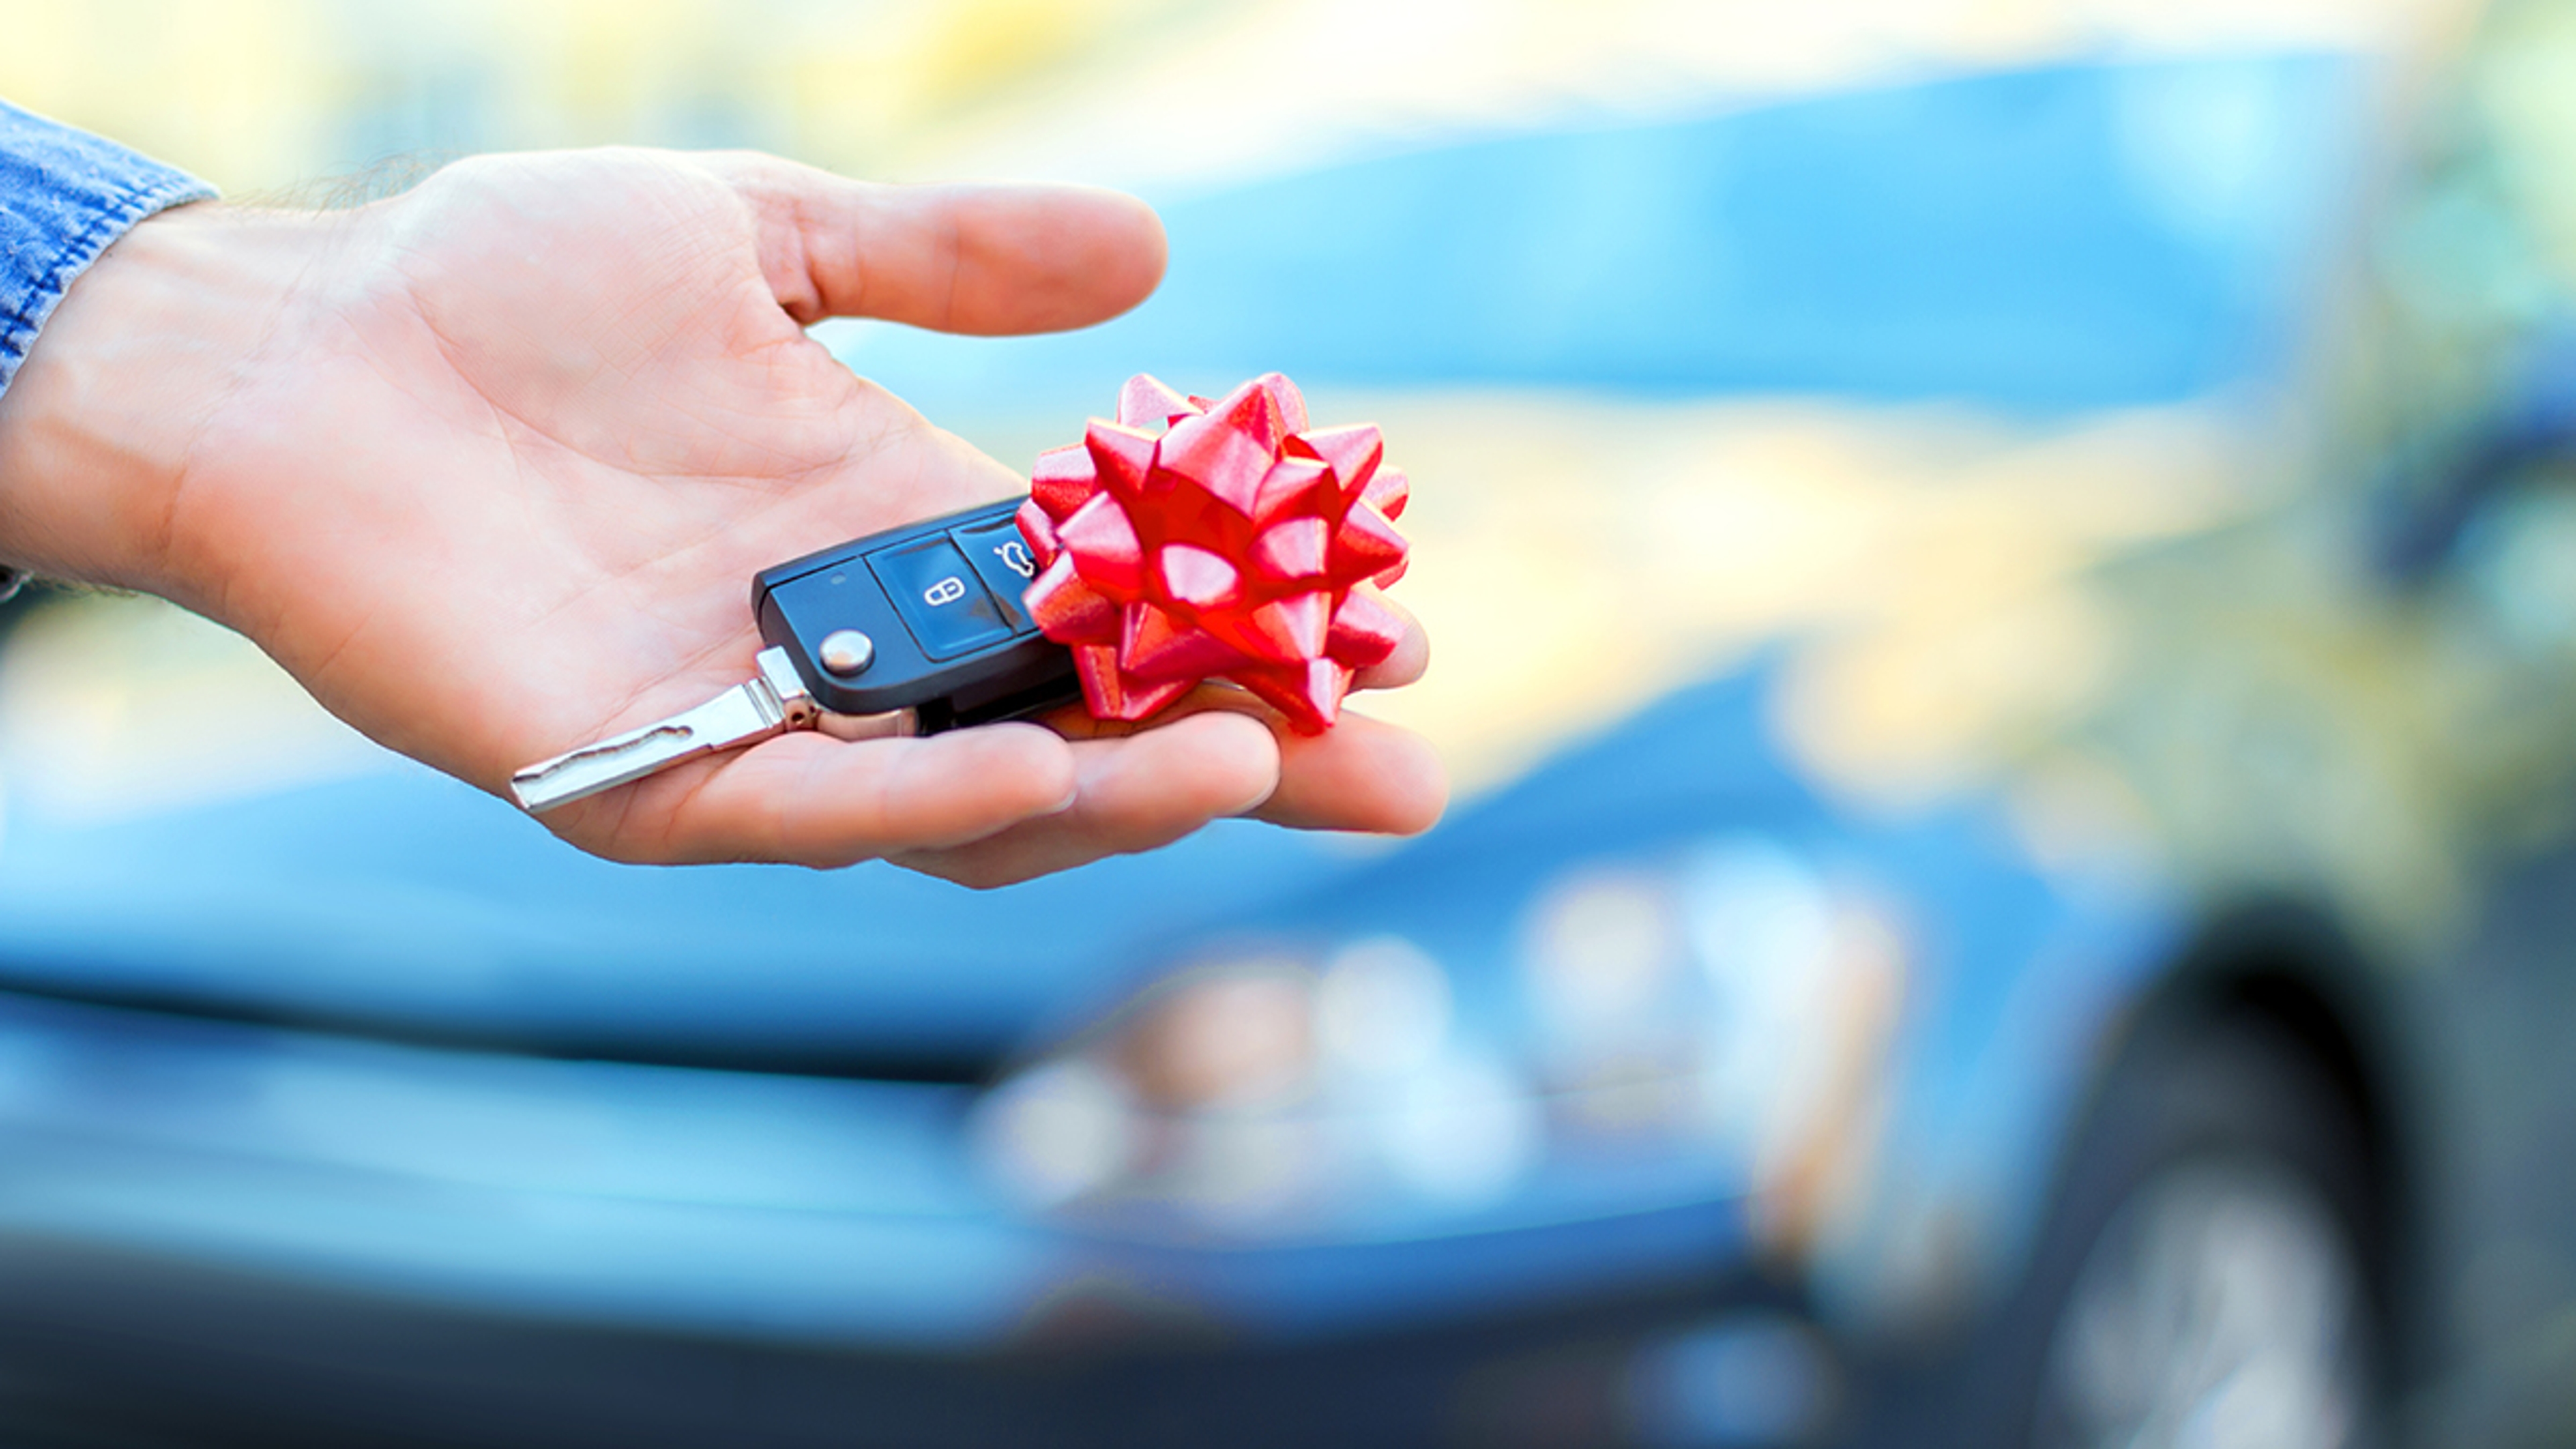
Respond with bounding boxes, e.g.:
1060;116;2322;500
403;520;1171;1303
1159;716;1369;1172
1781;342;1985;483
0;101;217;400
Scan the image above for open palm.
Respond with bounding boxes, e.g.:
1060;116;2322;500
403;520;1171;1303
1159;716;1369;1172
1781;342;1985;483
3;149;1441;880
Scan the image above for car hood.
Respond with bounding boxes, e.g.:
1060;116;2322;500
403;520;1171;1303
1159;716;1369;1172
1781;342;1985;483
0;658;1811;1080
0;762;1366;1077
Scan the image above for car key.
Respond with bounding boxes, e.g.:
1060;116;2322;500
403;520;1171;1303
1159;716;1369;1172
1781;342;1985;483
510;497;1079;812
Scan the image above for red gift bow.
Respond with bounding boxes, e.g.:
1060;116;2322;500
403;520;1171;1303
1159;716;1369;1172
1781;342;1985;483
1014;373;1410;733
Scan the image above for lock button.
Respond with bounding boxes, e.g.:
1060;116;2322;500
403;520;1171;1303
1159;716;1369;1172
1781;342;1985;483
867;535;1014;659
950;519;1042;629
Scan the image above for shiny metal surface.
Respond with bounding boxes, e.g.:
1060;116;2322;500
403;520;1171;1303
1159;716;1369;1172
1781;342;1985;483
2039;1159;2372;1449
507;646;820;812
818;629;875;677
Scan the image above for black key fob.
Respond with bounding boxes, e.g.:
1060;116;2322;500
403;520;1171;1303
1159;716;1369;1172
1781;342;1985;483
753;498;1079;734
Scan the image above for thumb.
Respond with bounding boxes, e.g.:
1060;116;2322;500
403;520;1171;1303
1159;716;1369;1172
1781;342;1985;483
697;152;1167;335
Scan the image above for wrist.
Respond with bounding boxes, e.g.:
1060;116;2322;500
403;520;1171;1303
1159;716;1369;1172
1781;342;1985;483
0;203;313;600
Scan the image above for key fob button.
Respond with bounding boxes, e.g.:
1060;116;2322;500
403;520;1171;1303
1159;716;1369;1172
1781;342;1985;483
817;629;875;676
866;536;1014;660
949;519;1041;629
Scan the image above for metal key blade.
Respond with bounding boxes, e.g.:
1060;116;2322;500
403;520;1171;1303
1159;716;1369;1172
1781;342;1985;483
511;647;820;813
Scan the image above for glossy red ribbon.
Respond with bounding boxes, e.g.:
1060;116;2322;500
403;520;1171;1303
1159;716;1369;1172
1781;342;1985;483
1015;373;1410;732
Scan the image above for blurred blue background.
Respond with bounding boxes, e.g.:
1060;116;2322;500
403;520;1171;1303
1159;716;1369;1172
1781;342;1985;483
20;2;2576;1446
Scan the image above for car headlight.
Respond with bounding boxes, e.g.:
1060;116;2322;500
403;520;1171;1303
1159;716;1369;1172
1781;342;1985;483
1117;960;1313;1112
974;836;1905;1244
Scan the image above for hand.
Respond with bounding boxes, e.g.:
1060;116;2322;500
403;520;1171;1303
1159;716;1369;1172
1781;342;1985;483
0;148;1444;880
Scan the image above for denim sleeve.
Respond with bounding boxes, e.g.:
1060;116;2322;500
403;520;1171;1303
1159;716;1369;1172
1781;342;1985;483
0;101;217;400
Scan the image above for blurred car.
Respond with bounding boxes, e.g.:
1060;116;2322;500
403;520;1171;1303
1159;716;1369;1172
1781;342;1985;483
5;20;2576;1449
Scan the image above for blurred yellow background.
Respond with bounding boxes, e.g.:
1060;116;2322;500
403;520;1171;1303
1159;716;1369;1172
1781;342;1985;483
0;0;2500;833
0;0;2479;827
3;0;2460;197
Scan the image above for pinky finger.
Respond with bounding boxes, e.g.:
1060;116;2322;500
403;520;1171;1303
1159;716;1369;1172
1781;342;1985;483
1353;592;1429;692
